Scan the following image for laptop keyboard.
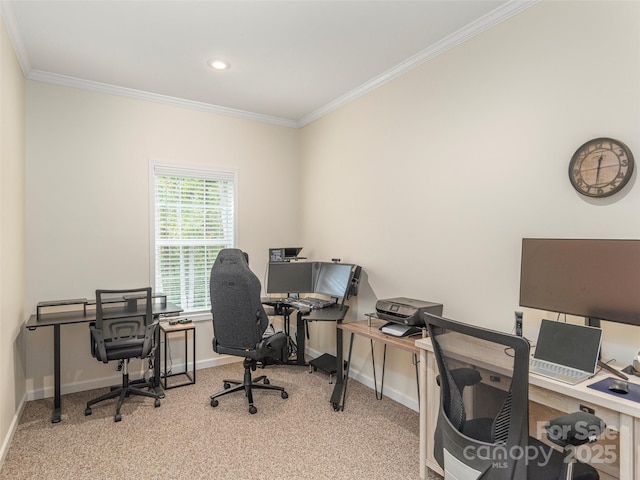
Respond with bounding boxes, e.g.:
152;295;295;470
530;358;590;384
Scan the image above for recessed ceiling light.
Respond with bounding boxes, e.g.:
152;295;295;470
208;59;230;71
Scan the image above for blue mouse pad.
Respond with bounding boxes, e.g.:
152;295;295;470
587;377;640;403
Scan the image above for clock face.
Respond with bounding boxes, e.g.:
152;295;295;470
569;138;634;197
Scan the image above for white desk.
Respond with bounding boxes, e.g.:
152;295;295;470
416;336;640;480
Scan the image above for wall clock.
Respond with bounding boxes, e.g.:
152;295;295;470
568;137;634;197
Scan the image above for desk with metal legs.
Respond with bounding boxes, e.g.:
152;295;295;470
262;299;305;365
341;318;422;404
26;299;181;423
262;299;349;367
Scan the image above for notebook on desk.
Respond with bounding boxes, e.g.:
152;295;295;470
529;319;602;385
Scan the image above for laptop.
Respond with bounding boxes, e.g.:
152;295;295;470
529;319;602;385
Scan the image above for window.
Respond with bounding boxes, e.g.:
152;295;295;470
151;163;236;313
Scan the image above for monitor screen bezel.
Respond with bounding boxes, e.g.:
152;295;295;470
519;238;640;327
313;262;356;299
266;262;315;294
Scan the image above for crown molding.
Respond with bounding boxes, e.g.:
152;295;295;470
26;70;299;128
12;0;537;129
0;0;32;75
297;0;539;127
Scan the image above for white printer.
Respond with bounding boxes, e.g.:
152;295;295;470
375;297;443;326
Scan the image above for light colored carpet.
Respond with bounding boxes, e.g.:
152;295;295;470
1;362;443;480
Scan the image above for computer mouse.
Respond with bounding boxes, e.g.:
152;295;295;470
609;378;629;394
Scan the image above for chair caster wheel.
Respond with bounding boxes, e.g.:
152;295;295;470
333;403;340;412
154;399;161;408
264;378;270;385
249;405;257;414
84;407;92;416
115;413;122;422
211;399;218;407
281;391;288;399
223;382;230;389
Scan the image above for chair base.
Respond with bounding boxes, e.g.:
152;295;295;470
210;358;288;414
85;367;161;422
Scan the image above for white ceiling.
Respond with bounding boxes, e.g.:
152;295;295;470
2;0;536;127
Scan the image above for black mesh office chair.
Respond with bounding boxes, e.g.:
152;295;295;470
209;248;288;414
85;287;161;422
426;313;605;480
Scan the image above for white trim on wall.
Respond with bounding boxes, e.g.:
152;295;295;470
0;0;31;75
6;0;538;128
27;70;299;128
0;394;26;469
297;0;540;126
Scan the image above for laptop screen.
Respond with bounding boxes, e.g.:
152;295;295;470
533;320;602;373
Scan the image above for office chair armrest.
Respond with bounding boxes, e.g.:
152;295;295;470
140;321;158;358
545;411;606;448
436;368;482;389
89;321;96;357
256;332;287;359
452;368;482;388
89;326;108;363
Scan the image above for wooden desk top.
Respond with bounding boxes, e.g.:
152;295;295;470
339;318;425;354
160;320;196;332
415;334;640;419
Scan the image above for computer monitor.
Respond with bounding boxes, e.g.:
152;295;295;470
313;262;356;299
519;238;640;327
266;262;314;294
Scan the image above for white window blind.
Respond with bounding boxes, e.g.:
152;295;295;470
152;164;236;313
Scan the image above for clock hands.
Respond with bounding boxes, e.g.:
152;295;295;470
570;138;634;197
595;154;603;186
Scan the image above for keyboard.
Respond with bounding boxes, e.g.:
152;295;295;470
284;297;333;310
529;358;591;385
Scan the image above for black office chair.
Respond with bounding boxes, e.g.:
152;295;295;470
426;313;605;480
85;287;161;422
209;248;288;414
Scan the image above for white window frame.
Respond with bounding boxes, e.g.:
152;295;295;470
149;161;237;315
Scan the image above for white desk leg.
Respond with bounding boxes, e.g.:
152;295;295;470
419;348;427;480
426;350;443;477
619;414;633;479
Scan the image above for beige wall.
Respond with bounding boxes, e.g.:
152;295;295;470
11;0;640;422
299;1;640;408
0;17;26;462
24;82;300;397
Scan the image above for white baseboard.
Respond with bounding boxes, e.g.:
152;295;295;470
9;348;415;472
305;346;419;412
0;393;27;470
26;355;243;401
24;348;416;411
194;355;242;371
27;375;121;401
